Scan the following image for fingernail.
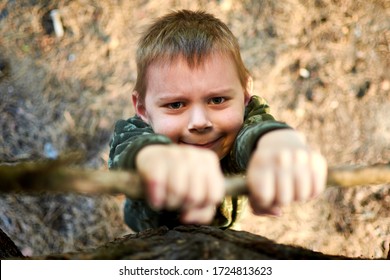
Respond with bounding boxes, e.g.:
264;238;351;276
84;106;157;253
147;180;162;210
149;199;162;211
252;207;282;217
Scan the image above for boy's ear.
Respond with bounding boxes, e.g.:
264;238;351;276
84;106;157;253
244;76;253;105
132;91;149;123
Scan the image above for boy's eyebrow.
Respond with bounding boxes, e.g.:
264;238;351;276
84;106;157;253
207;87;236;95
157;93;187;100
156;87;238;102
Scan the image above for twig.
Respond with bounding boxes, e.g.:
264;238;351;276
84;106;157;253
0;160;389;198
50;9;64;38
0;161;143;198
226;164;390;196
326;163;390;187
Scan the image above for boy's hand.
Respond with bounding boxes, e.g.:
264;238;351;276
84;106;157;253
247;130;327;215
135;145;225;224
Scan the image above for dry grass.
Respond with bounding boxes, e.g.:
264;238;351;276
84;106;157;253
0;0;389;258
0;193;129;256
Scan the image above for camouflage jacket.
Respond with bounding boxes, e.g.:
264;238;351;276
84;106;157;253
108;95;290;231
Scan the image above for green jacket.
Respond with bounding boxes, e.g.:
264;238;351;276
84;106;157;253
109;95;290;231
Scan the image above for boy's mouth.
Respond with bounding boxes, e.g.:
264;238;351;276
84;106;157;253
179;137;223;149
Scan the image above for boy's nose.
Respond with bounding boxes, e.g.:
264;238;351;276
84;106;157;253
188;106;212;132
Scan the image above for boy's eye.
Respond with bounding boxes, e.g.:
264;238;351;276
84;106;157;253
209;97;225;104
167;102;184;109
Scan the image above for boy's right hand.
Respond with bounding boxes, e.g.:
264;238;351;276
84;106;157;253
135;144;225;224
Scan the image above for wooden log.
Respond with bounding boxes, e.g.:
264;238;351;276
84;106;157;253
28;225;353;260
0;228;24;259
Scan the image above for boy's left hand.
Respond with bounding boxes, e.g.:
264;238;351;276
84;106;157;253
246;129;327;215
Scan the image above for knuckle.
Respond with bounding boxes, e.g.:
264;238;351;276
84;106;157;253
277;149;292;166
249;150;267;166
187;188;203;206
201;149;219;163
295;149;309;164
250;188;273;208
209;189;223;205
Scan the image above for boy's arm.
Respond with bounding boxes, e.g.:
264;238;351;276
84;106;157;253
109;116;225;231
226;95;291;173
247;129;327;214
226;95;326;214
218;95;291;226
109;116;179;232
108;116;172;170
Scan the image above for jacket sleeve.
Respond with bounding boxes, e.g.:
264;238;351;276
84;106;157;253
224;95;292;173
108;116;172;170
108;115;246;231
217;95;292;229
108;116;180;232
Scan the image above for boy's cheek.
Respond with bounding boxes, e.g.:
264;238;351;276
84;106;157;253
150;118;183;142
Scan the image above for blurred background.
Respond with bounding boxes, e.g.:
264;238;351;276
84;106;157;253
0;0;389;258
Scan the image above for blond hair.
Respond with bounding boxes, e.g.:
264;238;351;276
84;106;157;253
134;10;250;101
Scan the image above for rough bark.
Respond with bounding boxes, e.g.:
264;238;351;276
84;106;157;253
0;227;24;259
28;226;354;260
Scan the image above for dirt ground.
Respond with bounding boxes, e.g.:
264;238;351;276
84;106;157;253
0;0;389;259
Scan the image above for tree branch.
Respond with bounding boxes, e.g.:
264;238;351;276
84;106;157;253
0;160;389;198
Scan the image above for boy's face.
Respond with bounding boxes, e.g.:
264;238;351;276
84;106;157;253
133;54;250;159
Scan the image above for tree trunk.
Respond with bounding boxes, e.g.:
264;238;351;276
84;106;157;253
30;225;354;260
0;228;24;259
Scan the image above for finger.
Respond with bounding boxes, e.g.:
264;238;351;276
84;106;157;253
181;205;216;224
205;156;225;206
145;164;168;210
183;168;205;208
293;150;311;202
310;152;328;197
165;162;189;210
248;166;276;211
184;151;219;208
275;151;293;206
252;205;282;216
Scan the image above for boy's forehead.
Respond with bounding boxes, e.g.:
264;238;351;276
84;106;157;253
147;52;237;73
144;53;243;95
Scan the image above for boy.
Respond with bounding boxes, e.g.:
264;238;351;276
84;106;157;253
109;10;327;232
